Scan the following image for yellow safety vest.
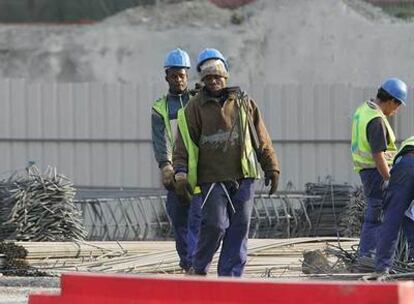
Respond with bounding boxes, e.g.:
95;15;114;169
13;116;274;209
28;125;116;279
177;99;260;191
177;109;199;192
153;96;201;194
351;101;397;172
152;96;173;146
238;99;260;179
393;136;414;163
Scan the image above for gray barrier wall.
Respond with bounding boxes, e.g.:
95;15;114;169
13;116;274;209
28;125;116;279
0;80;412;189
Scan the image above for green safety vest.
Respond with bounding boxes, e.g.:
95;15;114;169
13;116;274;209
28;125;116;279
351;101;397;172
154;96;201;194
152;96;174;146
238;99;260;179
177;109;199;192
393;136;414;163
177;100;260;191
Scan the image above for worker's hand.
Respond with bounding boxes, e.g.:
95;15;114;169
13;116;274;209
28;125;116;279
381;179;390;192
265;171;279;195
174;172;192;206
161;164;175;190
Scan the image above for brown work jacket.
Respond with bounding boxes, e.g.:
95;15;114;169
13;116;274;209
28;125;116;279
173;87;279;184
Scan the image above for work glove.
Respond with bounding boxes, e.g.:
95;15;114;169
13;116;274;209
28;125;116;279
265;170;279;195
161;164;175;191
174;172;193;206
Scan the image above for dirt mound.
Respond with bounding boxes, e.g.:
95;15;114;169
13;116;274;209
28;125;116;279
0;0;411;88
104;1;234;28
343;0;399;22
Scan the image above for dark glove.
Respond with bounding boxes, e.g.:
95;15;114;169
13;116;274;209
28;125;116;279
161;164;175;190
265;171;279;195
174;172;193;206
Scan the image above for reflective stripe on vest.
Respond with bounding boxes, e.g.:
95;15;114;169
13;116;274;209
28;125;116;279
351;101;397;172
393;136;414;163
238;99;260;179
152;96;173;146
177;100;260;191
177;108;200;194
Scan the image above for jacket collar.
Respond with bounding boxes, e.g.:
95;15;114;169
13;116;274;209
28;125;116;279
167;89;189;99
199;87;237;106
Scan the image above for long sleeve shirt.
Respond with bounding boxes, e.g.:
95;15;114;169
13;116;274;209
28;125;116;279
151;91;189;168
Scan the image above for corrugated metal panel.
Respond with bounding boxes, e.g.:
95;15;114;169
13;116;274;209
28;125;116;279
0;80;161;188
0;80;411;190
259;84;378;189
395;87;414;139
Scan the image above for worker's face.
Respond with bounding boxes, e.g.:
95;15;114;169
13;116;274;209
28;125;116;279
165;68;188;94
203;75;227;96
383;99;402;116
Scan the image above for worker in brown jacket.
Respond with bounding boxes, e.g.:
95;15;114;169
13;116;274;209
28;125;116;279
173;48;280;276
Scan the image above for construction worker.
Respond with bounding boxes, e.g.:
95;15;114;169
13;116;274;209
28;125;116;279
351;78;407;259
173;48;280;277
376;136;414;274
151;48;202;272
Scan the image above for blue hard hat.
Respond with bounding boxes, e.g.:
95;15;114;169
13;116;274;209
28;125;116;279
196;48;228;72
381;77;408;105
164;48;191;69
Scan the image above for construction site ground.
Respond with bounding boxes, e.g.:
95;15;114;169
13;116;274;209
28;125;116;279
0;237;358;303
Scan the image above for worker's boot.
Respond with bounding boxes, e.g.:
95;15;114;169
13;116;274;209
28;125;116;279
352;256;375;273
185;267;206;276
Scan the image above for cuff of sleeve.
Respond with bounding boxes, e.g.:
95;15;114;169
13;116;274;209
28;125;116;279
159;161;172;169
174;167;188;174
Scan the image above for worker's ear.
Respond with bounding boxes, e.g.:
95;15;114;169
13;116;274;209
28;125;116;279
393;99;402;106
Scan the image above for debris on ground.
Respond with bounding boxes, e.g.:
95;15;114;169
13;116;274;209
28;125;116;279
0;241;48;276
301;237;414;281
302;250;331;274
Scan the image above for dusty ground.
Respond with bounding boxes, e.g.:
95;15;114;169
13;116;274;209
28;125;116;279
0;0;412;90
0;277;59;304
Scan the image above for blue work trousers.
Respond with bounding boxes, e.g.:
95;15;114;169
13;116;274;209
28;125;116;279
376;155;414;271
166;190;202;270
193;178;255;277
359;169;384;258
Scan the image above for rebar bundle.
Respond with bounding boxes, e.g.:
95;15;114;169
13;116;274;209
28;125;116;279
0;241;46;276
16;237;358;278
338;186;366;237
0;165;87;241
301;179;353;236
